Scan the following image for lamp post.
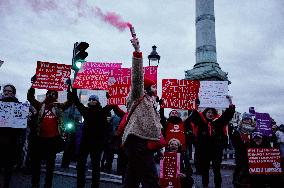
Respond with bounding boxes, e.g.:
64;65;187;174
148;45;160;66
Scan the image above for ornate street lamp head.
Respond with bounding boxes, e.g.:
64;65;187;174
148;45;160;66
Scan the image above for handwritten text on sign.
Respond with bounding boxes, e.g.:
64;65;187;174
73;62;122;90
0;102;30;128
162;79;200;110
160;152;181;188
107;66;158;105
247;148;282;174
107;68;131;105
32;61;71;91
255;113;272;137
198;81;229;108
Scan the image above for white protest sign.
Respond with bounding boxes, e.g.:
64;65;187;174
0;101;30;128
199;81;229;108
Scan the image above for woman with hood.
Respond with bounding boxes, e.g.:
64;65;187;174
187;96;235;188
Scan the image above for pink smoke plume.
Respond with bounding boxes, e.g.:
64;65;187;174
28;0;58;13
1;0;133;31
93;7;132;31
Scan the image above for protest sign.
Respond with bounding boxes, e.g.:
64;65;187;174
107;68;131;105
160;152;181;188
162;80;229;110
255;112;272;137
161;79;200;110
73;62;122;90
107;66;157;105
0;101;30;128
32;61;71;91
198;81;229;108
247;148;282;175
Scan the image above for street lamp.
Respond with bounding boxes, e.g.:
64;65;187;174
148;45;160;66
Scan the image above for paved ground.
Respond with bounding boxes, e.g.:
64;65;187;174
0;151;237;188
1;165;235;188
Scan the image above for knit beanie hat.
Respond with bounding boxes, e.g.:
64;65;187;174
144;77;155;89
89;95;99;102
242;112;252;121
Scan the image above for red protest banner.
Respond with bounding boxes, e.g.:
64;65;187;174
247;148;282;175
73;62;122;90
107;68;131;105
162;79;200;110
107;66;157;105
160;152;181;188
144;66;157;84
32;61;71;91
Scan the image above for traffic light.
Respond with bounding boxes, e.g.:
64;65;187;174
72;42;89;71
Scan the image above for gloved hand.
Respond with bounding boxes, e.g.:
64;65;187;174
31;74;36;83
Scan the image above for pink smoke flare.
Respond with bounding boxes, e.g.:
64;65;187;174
28;0;58;13
94;7;132;31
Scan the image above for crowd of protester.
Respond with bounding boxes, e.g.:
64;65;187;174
1;38;284;188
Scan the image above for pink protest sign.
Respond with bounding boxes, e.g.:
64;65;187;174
107;66;157;105
161;79;200;110
107;68;131;105
144;66;157;84
247;148;282;175
32;61;71;91
160;152;181;188
73;62;122;90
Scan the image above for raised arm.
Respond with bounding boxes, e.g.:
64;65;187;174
128;37;144;107
71;88;86;116
61;87;73;111
212;96;235;127
27;87;41;111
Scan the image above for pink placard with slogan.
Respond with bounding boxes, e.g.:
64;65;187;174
32;61;71;91
107;66;158;105
247;148;282;175
107;68;131;105
73;62;122;90
160;152;181;188
161;79;200;110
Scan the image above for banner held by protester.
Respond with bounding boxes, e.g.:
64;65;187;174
32;61;71;91
247;148;282;175
0;101;30;128
198;81;229;108
161;79;200;110
160;152;181;188
255;112;272;137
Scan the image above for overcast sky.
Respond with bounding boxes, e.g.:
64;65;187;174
0;0;283;124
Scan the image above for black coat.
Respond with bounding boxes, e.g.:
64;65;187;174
73;94;112;147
